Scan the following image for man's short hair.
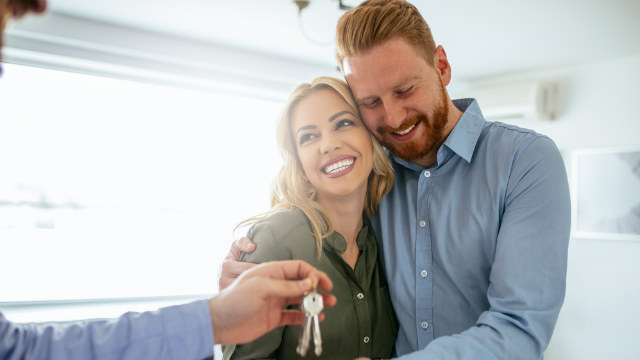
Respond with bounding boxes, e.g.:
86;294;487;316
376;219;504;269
335;0;436;70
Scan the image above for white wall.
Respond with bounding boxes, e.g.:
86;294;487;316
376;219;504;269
459;54;640;360
544;55;640;360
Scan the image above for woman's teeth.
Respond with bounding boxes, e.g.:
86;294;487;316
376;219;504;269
394;123;415;136
323;158;354;174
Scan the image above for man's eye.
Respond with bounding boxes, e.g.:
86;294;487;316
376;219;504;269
396;85;414;96
359;99;380;109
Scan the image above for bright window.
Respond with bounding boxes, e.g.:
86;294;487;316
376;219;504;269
0;64;284;308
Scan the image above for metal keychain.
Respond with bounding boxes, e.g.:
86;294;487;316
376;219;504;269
296;288;323;357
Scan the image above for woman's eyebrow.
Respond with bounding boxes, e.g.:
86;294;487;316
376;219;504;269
328;110;355;123
296;124;316;134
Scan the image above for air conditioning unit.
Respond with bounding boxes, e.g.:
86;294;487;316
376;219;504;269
458;80;557;122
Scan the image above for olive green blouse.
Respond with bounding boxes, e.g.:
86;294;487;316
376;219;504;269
222;207;397;360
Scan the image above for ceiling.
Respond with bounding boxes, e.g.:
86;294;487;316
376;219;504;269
44;0;640;82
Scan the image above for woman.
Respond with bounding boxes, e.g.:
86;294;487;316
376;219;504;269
222;77;397;359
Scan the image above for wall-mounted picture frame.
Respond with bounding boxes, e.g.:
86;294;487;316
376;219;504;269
571;147;640;240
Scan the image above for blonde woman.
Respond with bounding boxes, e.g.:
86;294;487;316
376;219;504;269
222;77;397;359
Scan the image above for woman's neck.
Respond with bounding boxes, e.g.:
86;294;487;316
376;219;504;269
317;189;366;270
317;191;365;244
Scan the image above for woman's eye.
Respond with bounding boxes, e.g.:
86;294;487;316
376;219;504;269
299;133;316;144
336;119;355;129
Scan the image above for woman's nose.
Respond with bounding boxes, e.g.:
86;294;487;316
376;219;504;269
320;135;342;155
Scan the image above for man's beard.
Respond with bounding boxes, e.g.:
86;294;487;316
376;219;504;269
376;81;449;162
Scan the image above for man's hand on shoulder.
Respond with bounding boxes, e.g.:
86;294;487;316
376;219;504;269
218;237;258;290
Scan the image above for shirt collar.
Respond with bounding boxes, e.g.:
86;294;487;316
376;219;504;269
443;98;486;164
391;98;485;170
324;215;371;255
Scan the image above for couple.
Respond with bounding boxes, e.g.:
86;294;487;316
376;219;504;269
221;0;571;359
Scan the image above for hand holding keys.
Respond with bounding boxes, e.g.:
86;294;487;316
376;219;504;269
296;288;324;357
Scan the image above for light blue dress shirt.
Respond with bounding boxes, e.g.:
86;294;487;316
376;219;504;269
0;300;214;360
371;99;571;360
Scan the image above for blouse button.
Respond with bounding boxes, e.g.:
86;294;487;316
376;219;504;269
363;336;370;343
357;292;364;300
424;171;431;178
421;321;429;329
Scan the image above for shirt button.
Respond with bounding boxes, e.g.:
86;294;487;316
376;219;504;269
424;171;431;178
357;292;364;300
421;321;429;329
419;220;426;227
363;336;370;343
420;270;428;278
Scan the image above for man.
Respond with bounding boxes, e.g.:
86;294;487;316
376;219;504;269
221;1;571;359
0;1;336;359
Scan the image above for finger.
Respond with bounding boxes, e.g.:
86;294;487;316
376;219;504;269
224;237;256;262
257;277;317;300
218;261;257;290
267;260;333;291
222;260;257;277
321;293;337;308
277;310;306;327
277;310;326;327
280;292;336;308
238;236;256;250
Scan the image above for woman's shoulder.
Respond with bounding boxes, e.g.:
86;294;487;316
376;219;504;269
249;207;309;238
242;207;315;262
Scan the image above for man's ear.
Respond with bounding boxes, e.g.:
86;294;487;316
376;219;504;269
433;45;452;86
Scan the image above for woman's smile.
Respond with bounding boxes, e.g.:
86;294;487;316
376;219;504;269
321;156;356;178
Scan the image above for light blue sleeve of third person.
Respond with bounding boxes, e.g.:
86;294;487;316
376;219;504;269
0;299;214;360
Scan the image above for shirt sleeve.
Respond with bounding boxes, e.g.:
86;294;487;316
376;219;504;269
397;136;571;359
223;220;293;360
240;218;294;264
0;300;215;360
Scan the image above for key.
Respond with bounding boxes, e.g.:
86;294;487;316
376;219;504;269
296;309;312;356
296;288;324;357
304;290;323;356
312;310;322;356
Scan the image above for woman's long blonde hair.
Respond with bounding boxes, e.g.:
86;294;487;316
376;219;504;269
237;76;394;256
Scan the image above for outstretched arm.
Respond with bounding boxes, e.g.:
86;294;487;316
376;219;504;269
0;260;335;359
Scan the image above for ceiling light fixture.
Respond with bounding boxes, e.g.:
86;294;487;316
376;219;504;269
293;0;352;46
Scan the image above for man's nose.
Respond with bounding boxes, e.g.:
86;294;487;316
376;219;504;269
383;99;406;129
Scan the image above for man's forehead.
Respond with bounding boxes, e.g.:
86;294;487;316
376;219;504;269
342;59;353;77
